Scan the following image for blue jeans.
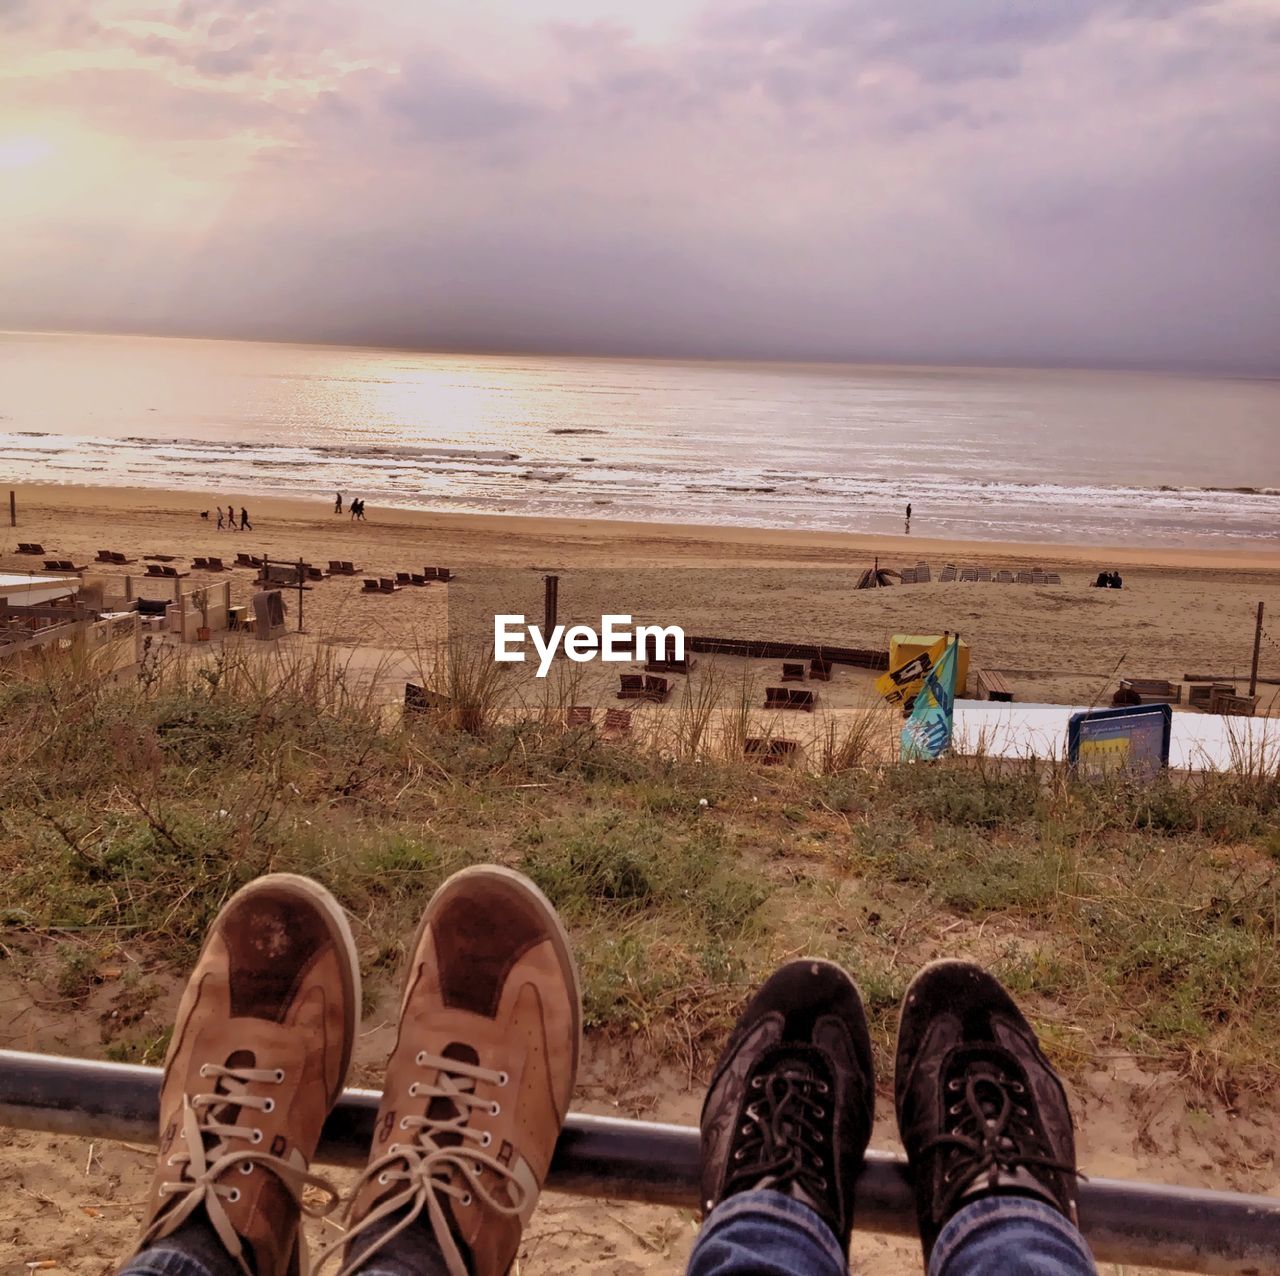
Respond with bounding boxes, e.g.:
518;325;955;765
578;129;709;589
121;1191;1095;1276
687;1189;1097;1276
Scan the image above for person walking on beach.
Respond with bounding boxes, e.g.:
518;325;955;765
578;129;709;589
239;507;252;532
335;492;343;515
216;508;224;530
227;504;238;531
906;501;912;522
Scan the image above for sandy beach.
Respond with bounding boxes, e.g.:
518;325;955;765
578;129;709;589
4;483;1279;712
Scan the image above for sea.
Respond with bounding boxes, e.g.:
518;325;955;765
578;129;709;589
1;330;1276;548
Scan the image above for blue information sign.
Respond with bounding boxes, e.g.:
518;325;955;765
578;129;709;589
1067;703;1172;780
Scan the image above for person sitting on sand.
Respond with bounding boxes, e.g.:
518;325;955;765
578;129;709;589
1110;570;1123;589
1094;570;1108;588
111;866;1095;1276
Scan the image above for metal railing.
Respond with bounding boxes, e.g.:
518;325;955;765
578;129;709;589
1;1050;1277;1274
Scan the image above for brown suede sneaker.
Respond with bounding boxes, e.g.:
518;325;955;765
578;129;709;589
333;865;581;1276
124;874;361;1276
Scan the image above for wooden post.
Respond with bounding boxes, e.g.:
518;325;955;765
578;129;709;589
125;575;133;603
298;558;304;632
8;490;14;527
544;574;558;635
1250;601;1264;698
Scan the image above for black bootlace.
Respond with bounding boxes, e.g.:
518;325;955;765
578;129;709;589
725;1057;833;1204
921;1047;1077;1217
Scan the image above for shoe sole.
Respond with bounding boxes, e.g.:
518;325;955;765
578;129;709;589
403;864;583;1079
215;872;363;1103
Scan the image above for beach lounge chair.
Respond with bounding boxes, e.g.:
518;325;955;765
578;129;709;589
95;549;114;563
958;566;978;583
328;560;345;575
161;565;190;579
378;578;398;593
745;737;798;766
307;565;326;581
565;706;594;728
915;562;931;583
765;687;815;712
994;569;1014;583
1046;572;1061;585
809;657;833;681
342;561;362;575
362;579;380;593
207;557;227;571
1031;571;1048;585
1016;570;1033;584
145;554;177;563
235;553;256;568
644;674;670;703
411;573;428;586
423;567;454;581
618;674;648;700
781;662;806;682
16;543;45;555
940;564;957;582
145;563;166;577
899;567;917;584
395;572;413;586
193;557;209;570
602;708;632;739
975;567;992;582
1120;678;1182;705
977;669;1014;702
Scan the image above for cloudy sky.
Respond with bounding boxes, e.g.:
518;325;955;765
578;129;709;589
2;0;1278;370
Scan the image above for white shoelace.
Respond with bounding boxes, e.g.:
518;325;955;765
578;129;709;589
139;1063;340;1276
325;1051;526;1276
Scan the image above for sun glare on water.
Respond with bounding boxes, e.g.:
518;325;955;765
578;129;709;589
0;136;53;170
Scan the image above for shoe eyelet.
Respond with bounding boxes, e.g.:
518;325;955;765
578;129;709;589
948;1080;961;1091
750;1077;763;1089
816;1081;829;1095
481;1132;492;1148
815;1156;824;1168
1011;1082;1024;1093
490;1102;501;1116
239;1163;254;1176
408;1083;419;1098
274;1069;286;1084
497;1071;509;1087
228;1188;241;1203
740;1124;751;1136
416;1051;427;1065
263;1098;275;1114
378;1173;389;1185
815;1132;824;1143
818;1177;827;1190
390;1143;401;1154
461;1193;473;1207
814;1106;825;1118
198;1064;212;1079
733;1149;745;1161
167;1155;179;1166
251;1129;263;1144
400;1116;411;1129
949;1103;962;1115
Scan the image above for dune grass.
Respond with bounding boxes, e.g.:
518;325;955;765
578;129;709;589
0;640;1277;1095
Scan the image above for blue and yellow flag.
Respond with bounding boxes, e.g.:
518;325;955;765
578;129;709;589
901;635;959;762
